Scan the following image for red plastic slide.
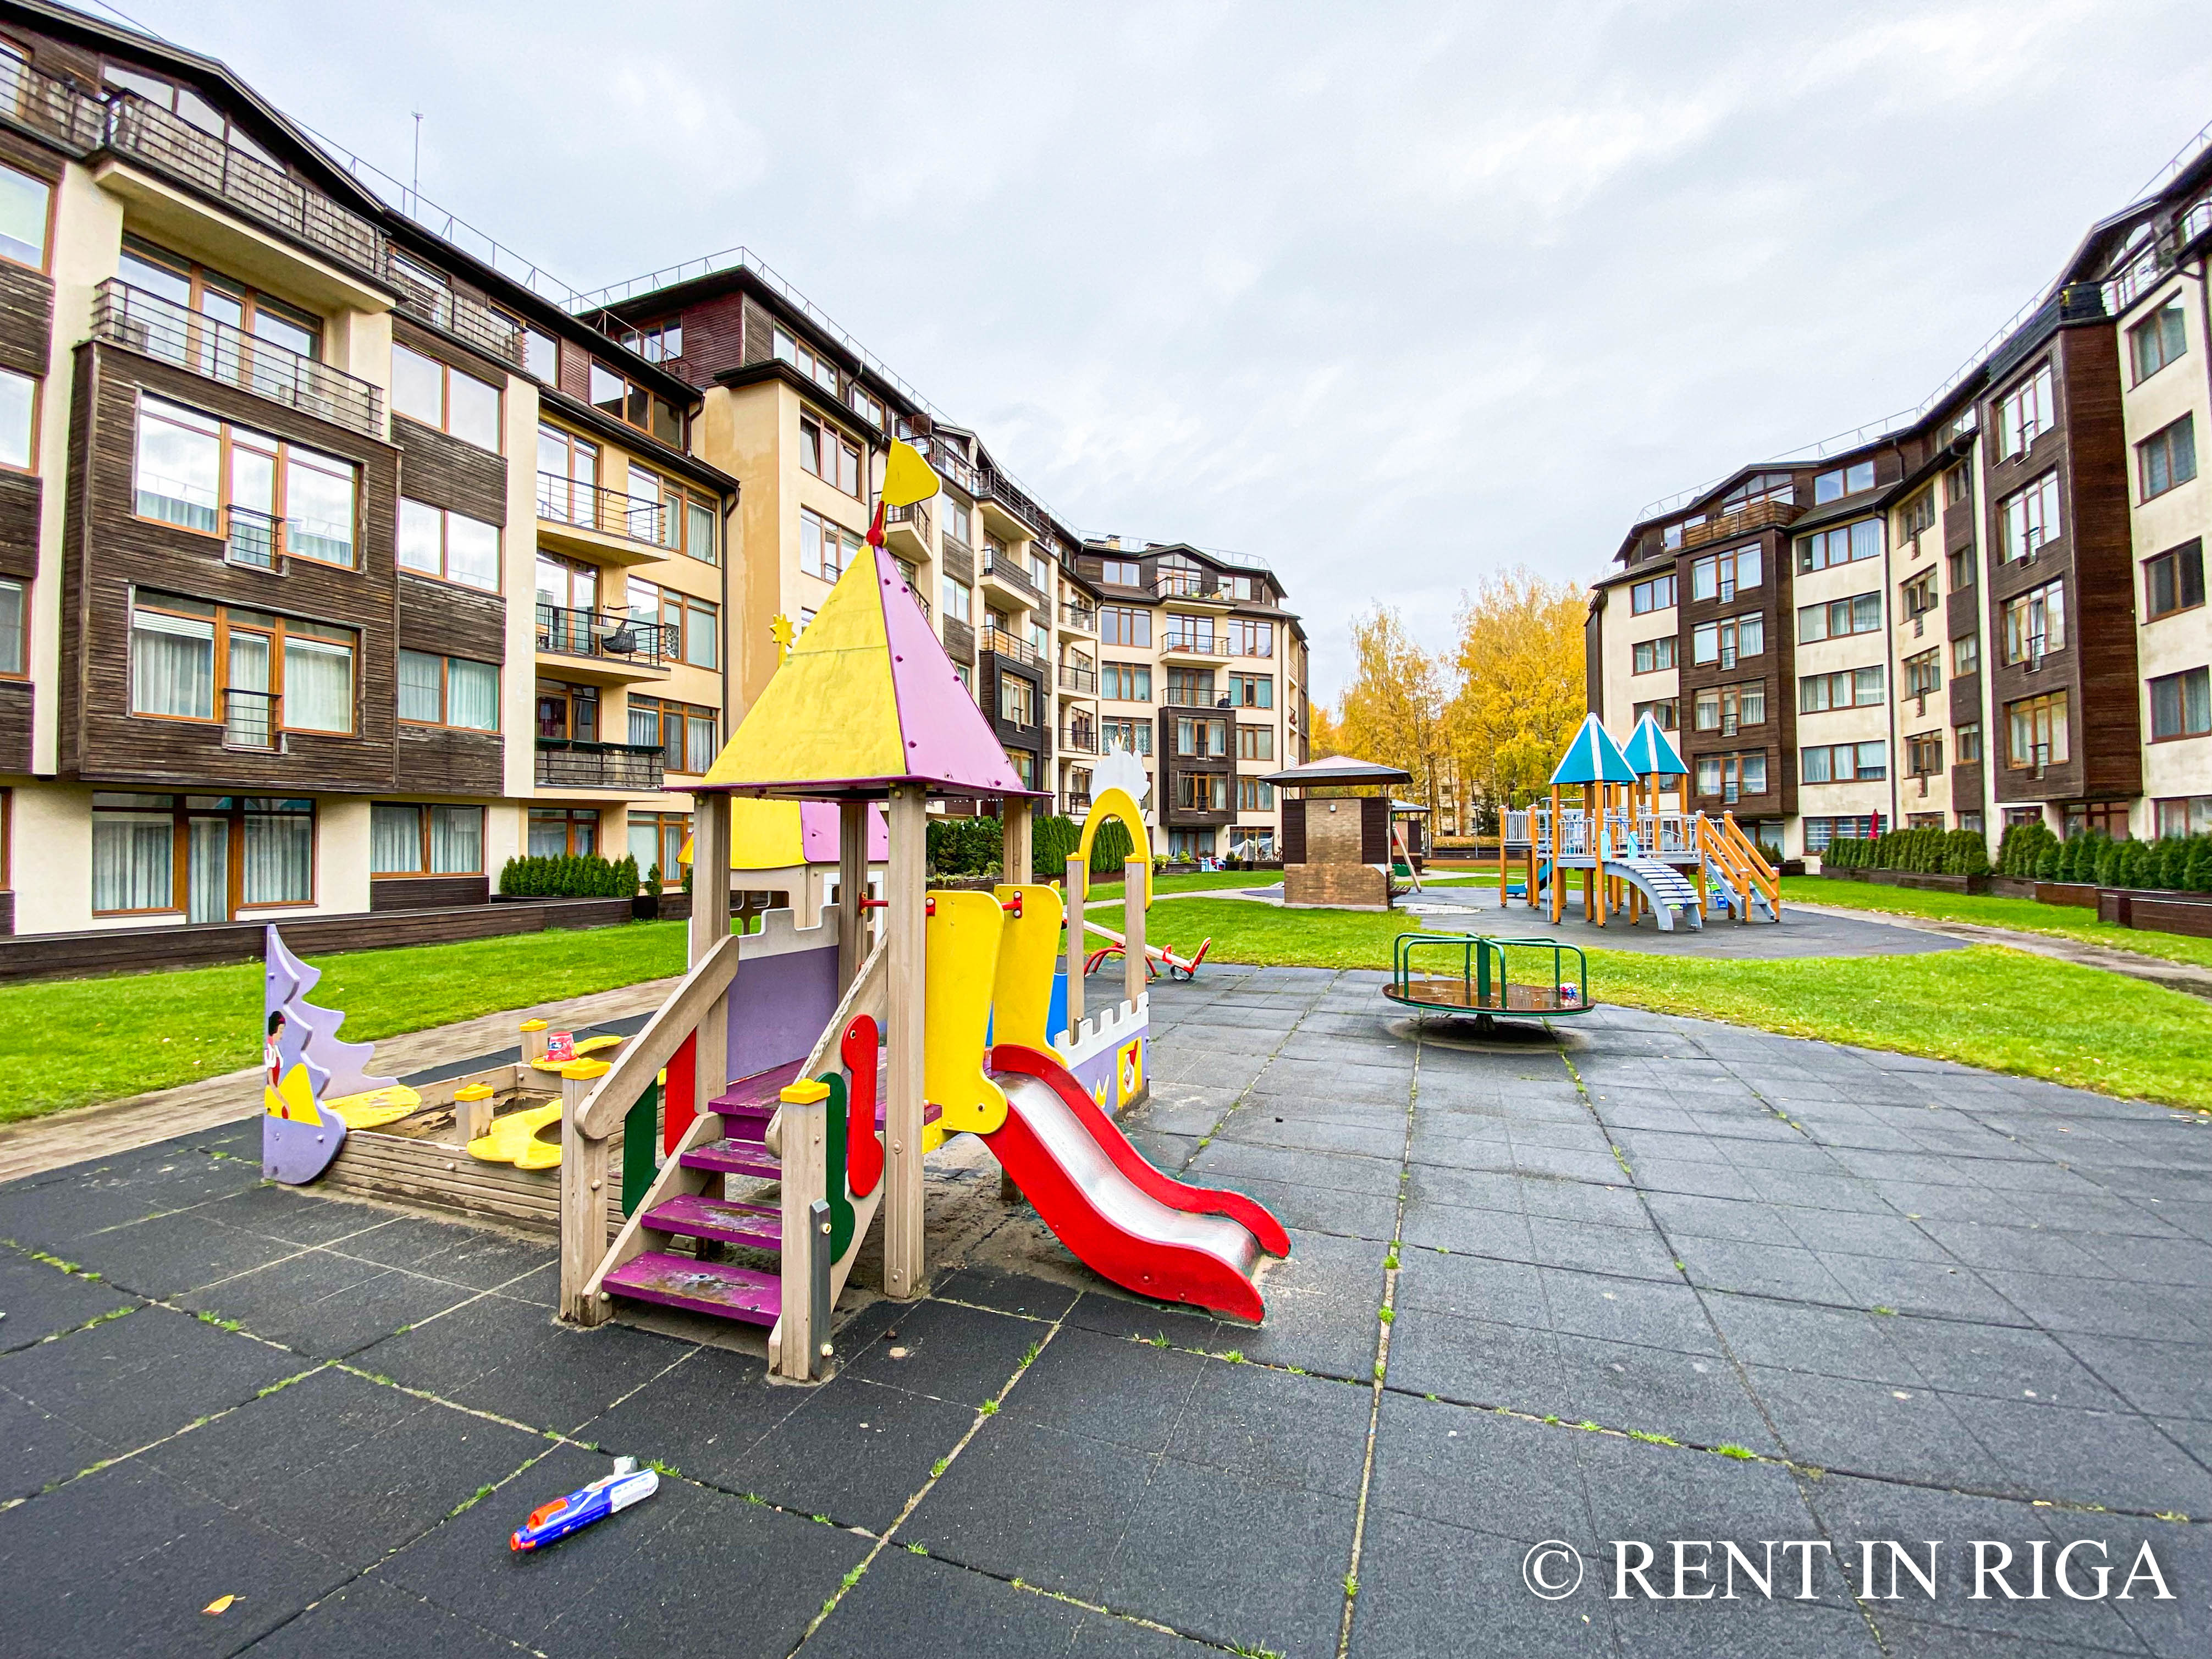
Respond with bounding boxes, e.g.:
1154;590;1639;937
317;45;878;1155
980;1044;1290;1322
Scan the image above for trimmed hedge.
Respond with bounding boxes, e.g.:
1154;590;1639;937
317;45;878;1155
1823;827;1988;877
1832;823;2212;894
497;852;639;898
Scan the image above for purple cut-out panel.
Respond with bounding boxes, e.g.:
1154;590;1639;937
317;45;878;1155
798;801;889;863
728;943;840;1084
263;1111;345;1184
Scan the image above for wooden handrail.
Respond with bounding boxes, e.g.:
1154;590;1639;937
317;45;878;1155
575;932;739;1138
1721;812;1781;908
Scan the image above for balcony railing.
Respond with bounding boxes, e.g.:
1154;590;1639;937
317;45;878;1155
1161;631;1228;657
383;254;521;365
1062;727;1099;755
536;605;675;668
979;625;1046;669
1678;498;1802;552
225;506;280;571
888;499;931;538
979;549;1042;605
1062;602;1096;632
0;54;110;152
94;280;385;439
538;472;670;547
534;738;664;790
223;687;280;751
1154;571;1236;603
1058;664;1097;695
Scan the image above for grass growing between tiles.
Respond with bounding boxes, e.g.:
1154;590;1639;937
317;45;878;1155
0;920;694;1121
1781;874;2212;971
1087;897;2212;1109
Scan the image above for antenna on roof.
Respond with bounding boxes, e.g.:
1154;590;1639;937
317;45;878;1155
410;112;423;211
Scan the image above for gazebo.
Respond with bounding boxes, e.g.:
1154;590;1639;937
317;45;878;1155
1261;754;1413;911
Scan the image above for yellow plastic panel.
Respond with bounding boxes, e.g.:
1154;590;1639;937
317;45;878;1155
726;797;806;870
1075;788;1151;908
881;438;941;508
1116;1037;1145;1109
264;1062;319;1126
989;883;1063;1050
924;889;1009;1136
467;1101;564;1170
325;1084;422;1128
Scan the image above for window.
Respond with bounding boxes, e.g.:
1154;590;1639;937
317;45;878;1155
1689;544;1761;603
2145;540;2205;620
512;321;557;384
397;499;499;591
1800;741;1888;783
2001;579;2066;665
2005;691;2070;769
0;574;22;676
390;344;500;450
1956;722;1983;763
1629;573;1675;614
801;412;862;497
1165;667;1216;707
1097;662;1146;701
534;423;601;529
1947;543;1975;590
1228;672;1273;708
940;580;970;622
1812;460;1876;503
396;651;498;730
1945;464;1972;507
2138;414;2198;500
2000;470;2061;561
1632;636;1676;674
1903;648;1941;698
1690;613;1762;666
118;238;321;368
1007;749;1036;790
1102;716;1152;756
588;360;682;446
1803;815;1878;852
1225;618;1275;657
2149;666;2212;741
1799;666;1885;713
628;695;719;773
940;499;973;547
772;328;842;394
1237;778;1275;812
134;396;358;567
847;383;884;430
0;361;31;474
629;811;692;886
1901;570;1938;620
129;593;354;738
0;158;47;269
1796;592;1883;643
622;469;716;563
619;317;682;363
528;807;599;857
624;578;718;669
2154;795;2212;836
1692;682;1764;731
1097;558;1141;586
372;803;484;875
1952;632;1981;676
801;507;862;582
998;673;1036;727
1896;488;1935;541
1175;771;1229;811
1237;725;1275;761
2130;299;2187;383
1995;362;2054;460
1907;732;1944;776
1174;715;1228;757
1100;605;1151;647
1631;697;1678;730
1797;519;1882;572
535;679;598;742
91;792;313;917
1694;752;1767;798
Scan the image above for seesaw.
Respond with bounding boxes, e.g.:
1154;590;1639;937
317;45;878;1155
1080;917;1211;982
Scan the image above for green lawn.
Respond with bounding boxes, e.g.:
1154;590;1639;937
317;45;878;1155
1781;875;2212;971
0;921;691;1123
1089;897;2212;1109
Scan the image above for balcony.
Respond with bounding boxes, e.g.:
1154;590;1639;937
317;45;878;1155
1061;602;1096;632
0;53;105;153
979;549;1043;609
222;687;280;752
1058;664;1097;696
94;280;384;439
1679;498;1801;552
886;500;931;563
535;738;664;791
979;625;1046;670
1062;726;1100;756
1160;630;1229;661
1153;571;1233;611
535;605;675;684
537;472;675;566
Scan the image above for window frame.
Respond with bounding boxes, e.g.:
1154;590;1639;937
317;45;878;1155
128;591;356;736
2138;413;2198;502
799;410;863;498
2004;690;2071;770
627;694;719;774
89;791;317;917
1998;470;2061;564
527;805;601;858
0;571;24;679
370;801;487;878
391;341;502;453
2128;297;2187;385
1995;361;2054;460
1631;636;1676;674
0;362;40;475
396;649;499;732
396;497;501;593
133;394;361;569
2144;538;2206;622
2148;665;2212;743
2001;578;2067;665
0;148;51;275
1629;572;1675;615
1796;518;1882;574
1956;721;1983;763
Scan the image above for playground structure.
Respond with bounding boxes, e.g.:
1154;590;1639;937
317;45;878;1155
1381;932;1592;1029
546;443;1287;1381
1499;713;1780;931
1265;754;1422;911
719;797;890;924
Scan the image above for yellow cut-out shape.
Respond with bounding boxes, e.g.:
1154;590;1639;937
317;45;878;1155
990;884;1063;1051
880;439;941;508
263;1062;319;1126
526;1034;625;1073
924;890;1008;1136
1075;787;1152;908
1116;1038;1145;1109
326;1085;422;1129
466;1101;564;1170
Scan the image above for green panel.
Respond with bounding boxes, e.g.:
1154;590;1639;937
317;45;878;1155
622;1079;660;1216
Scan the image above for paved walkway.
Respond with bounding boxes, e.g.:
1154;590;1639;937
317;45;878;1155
1;969;2206;1656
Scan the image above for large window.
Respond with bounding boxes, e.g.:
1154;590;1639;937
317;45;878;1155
2149;666;2212;741
773;327;842;395
1896;488;1935;541
801;412;862;497
1799;666;1884;712
1900;570;1938;622
1690;544;1761;602
91;792;313;917
1096;556;1140;586
940;580;970;622
801;507;862;582
1902;648;1941;698
397;650;497;730
1906;732;1945;776
1947;543;1976;591
1630;573;1675;615
372;803;484;875
1100;605;1151;647
2145;540;2205;621
2130;299;2187;384
134;396;357;567
588;360;682;446
1797;519;1881;573
1690;613;1762;666
2005;691;2070;770
1797;591;1882;643
629;811;692;886
130;593;354;739
0;364;31;471
2138;414;2198;500
1999;470;2061;562
0;574;23;676
1995;362;2054;459
536;423;601;529
1812;461;1875;504
1956;722;1982;764
1174;715;1228;757
1102;662;1152;701
391;343;500;451
625;578;718;669
1237;778;1275;812
629;695;718;773
997;673;1036;726
0;158;48;269
1237;725;1275;761
1175;771;1229;811
1632;636;1675;674
1228;672;1273;708
619;317;682;364
941;498;973;548
1102;716;1151;756
1800;741;1887;784
535;679;597;742
1632;697;1678;731
2001;579;2067;665
528;806;598;857
1694;752;1768;798
1224;618;1274;657
397;499;499;591
1952;632;1981;677
2155;795;2212;836
1692;682;1764;731
119;237;319;365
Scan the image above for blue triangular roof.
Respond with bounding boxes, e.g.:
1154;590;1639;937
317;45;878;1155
1621;713;1689;778
1549;714;1637;785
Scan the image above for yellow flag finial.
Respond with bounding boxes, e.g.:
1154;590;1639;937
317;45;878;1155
881;439;940;509
770;613;794;665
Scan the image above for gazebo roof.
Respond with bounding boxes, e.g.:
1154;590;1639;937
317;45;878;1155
1621;713;1689;778
1549;714;1637;786
1258;754;1412;790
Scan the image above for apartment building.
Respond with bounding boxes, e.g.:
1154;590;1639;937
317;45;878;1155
1590;132;2212;859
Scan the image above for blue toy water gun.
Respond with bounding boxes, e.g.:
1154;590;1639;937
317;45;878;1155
510;1456;659;1551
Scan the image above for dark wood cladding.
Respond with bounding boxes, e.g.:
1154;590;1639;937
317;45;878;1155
985;653;1045;757
741;300;777;366
61;343;402;791
371;873;489;911
1281;797;1306;863
0;889;12;935
1360;795;1390;863
392;414;506;525
0;261;53;380
1675;525;1790;818
395;725;503;794
941;615;975;665
0;470;39;578
557;338;591;404
940;538;975;587
397;571;504;663
0;680;29;771
391;316;505;386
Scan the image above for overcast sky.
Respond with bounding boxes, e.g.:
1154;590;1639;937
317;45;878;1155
108;0;2212;698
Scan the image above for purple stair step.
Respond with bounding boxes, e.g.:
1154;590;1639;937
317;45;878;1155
680;1138;781;1181
603;1251;780;1325
644;1193;781;1250
707;1055;940;1132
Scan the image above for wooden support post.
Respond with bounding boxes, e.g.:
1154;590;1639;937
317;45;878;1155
1123;857;1146;1009
1063;853;1086;1038
1001;796;1032;886
689;791;732;1137
775;1080;829;1380
519;1018;548;1065
837;798;867;994
455;1082;494;1144
559;1058;612;1326
884;785;928;1300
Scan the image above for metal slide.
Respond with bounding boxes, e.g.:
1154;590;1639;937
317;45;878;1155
1602;856;1705;931
979;1044;1290;1322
